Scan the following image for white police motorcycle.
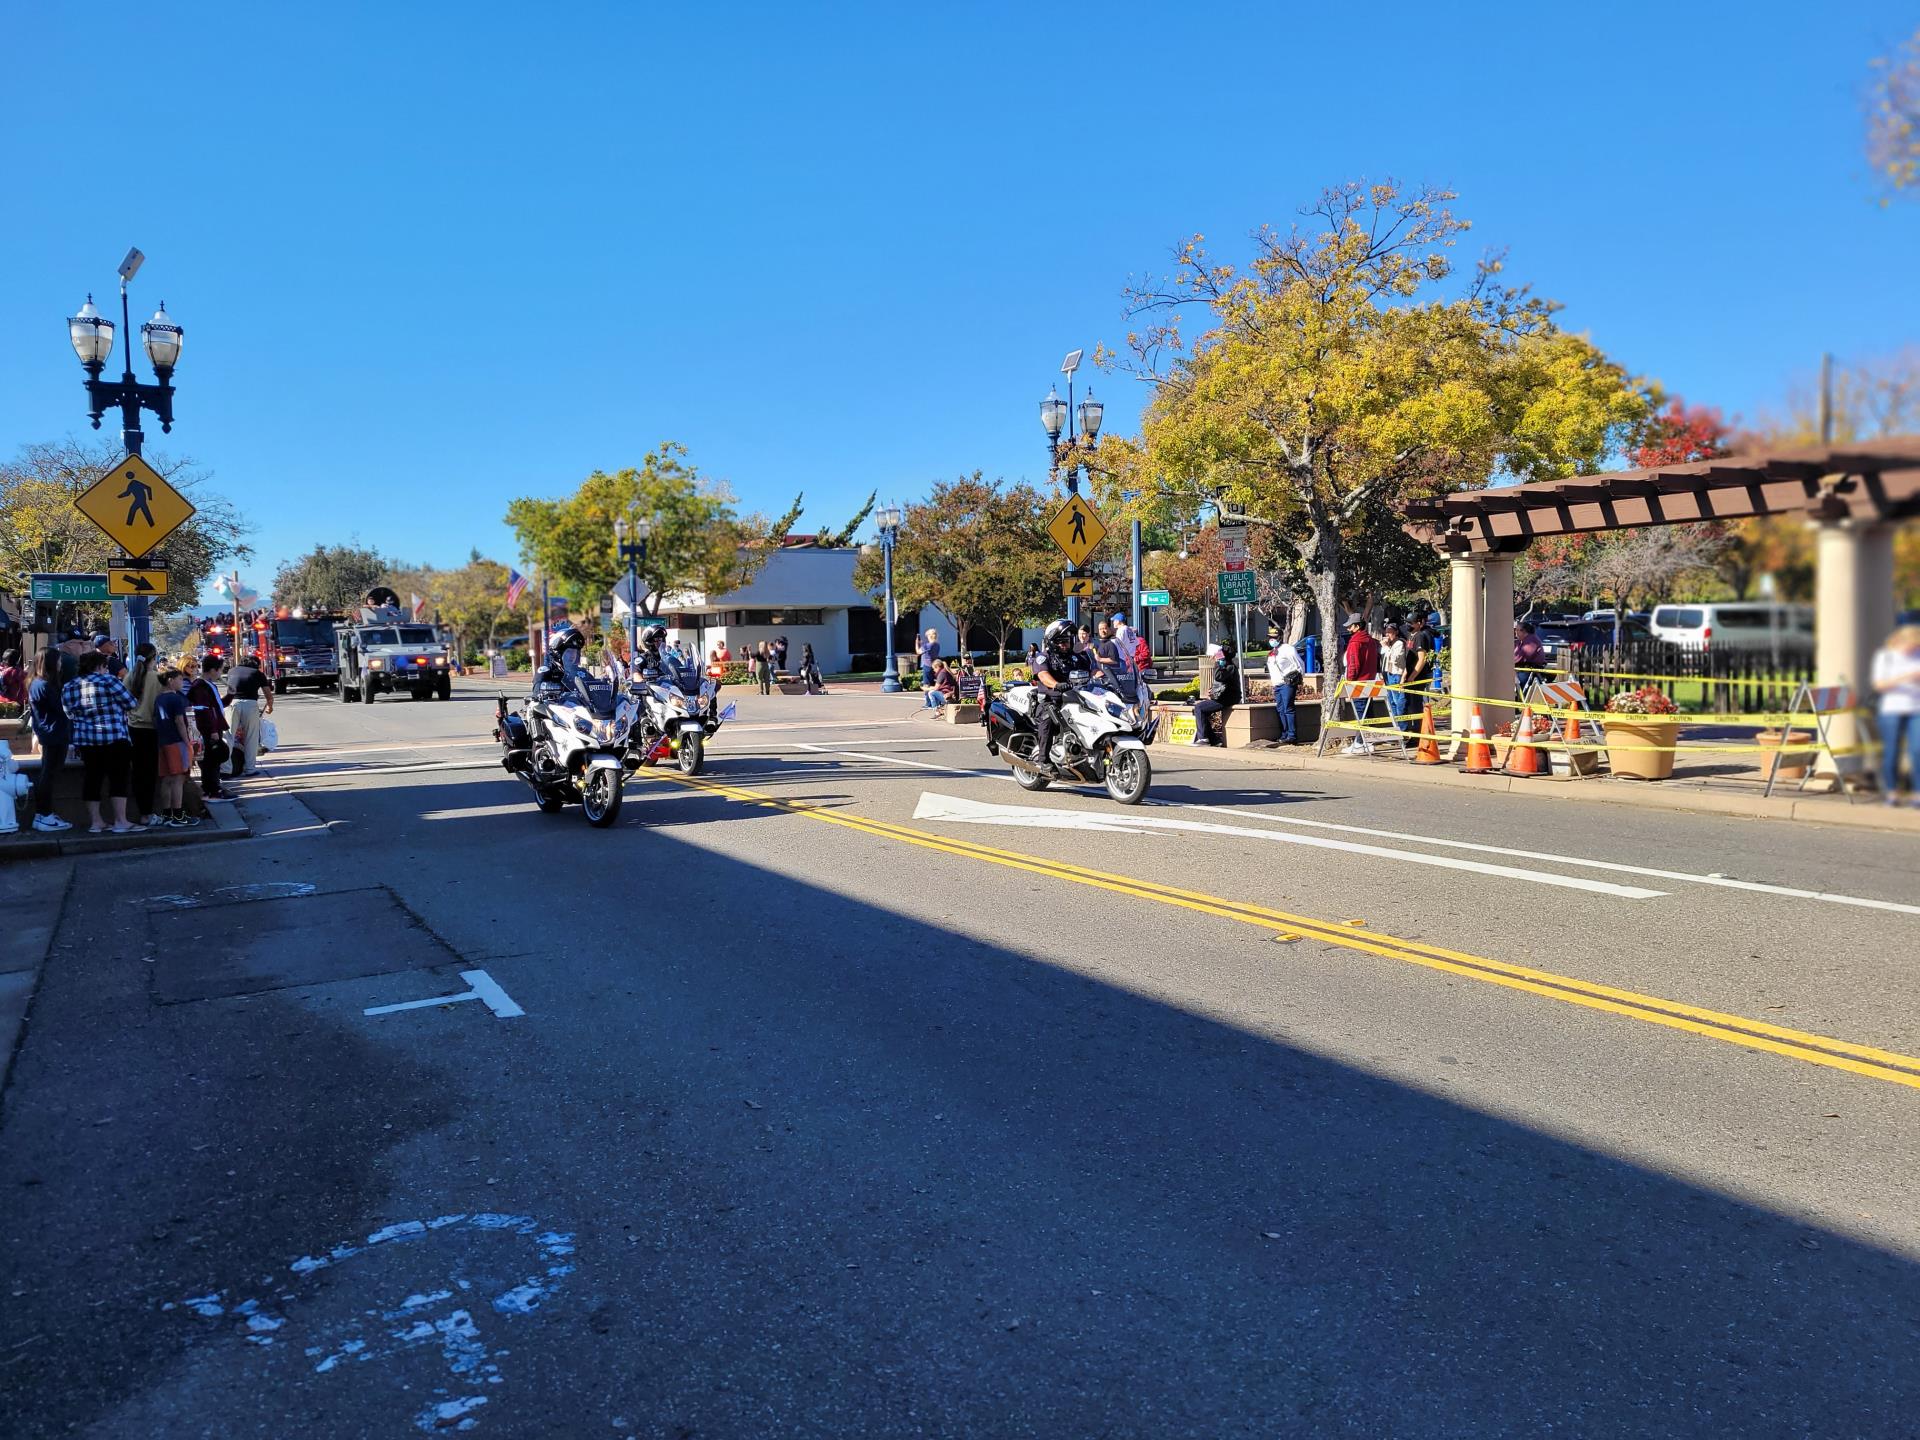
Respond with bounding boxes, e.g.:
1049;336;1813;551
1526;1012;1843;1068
494;631;640;827
634;649;732;776
984;661;1156;805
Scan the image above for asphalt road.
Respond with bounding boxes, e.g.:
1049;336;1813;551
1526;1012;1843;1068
4;677;1919;1437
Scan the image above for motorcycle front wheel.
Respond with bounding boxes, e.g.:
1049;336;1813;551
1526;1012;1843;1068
582;768;623;827
1104;745;1151;805
676;731;705;775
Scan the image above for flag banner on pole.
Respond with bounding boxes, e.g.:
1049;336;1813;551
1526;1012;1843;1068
505;568;529;607
410;592;426;621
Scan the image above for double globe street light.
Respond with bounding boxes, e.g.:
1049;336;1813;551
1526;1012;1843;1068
1039;357;1102;623
613;515;654;671
67;250;185;648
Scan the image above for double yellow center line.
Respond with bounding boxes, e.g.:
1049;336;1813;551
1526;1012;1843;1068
642;771;1920;1093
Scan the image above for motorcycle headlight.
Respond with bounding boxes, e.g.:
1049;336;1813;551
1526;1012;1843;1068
573;717;594;735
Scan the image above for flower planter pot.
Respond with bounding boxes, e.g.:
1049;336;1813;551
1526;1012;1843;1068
1754;728;1814;781
1603;718;1681;781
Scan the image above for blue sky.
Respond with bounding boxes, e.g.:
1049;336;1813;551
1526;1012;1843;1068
2;2;1914;604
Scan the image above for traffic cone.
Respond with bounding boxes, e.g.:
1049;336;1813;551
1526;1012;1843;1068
1460;706;1495;774
1411;703;1443;765
1506;707;1545;777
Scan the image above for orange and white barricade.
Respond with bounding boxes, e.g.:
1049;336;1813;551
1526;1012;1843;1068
1522;675;1602;777
1765;683;1871;801
1315;678;1409;759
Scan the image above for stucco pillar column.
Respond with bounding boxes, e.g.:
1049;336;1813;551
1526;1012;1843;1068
1480;555;1517;731
1811;519;1896;784
1448;556;1485;751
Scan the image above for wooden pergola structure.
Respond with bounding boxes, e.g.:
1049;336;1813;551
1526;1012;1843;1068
1404;439;1920;556
1401;439;1920;772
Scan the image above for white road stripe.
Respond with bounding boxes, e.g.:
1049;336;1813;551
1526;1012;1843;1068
782;741;1920;918
911;792;1666;900
791;742;991;775
1172;802;1920;918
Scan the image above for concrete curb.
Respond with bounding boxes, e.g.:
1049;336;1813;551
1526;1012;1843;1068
1194;742;1920;836
0;863;73;1101
0;799;252;861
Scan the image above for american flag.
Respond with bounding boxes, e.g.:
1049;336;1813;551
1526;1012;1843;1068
505;568;529;607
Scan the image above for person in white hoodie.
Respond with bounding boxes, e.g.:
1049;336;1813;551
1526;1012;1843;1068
1872;622;1920;805
1265;628;1305;745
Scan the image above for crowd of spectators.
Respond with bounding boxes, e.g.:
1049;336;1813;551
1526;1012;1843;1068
15;630;272;836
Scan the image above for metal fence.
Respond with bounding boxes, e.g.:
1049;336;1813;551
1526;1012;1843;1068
1553;638;1815;713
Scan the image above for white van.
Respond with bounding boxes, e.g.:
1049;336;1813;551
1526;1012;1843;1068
1646;603;1813;652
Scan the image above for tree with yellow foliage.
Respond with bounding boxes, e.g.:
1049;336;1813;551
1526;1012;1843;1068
1102;182;1648;682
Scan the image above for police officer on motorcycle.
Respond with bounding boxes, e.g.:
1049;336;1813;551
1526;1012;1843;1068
1029;618;1083;772
633;621;671;683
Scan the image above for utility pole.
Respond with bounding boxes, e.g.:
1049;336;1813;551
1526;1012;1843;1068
1130;518;1143;638
1819;352;1834;445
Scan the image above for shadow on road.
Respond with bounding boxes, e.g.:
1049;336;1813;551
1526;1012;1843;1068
3;764;1915;1435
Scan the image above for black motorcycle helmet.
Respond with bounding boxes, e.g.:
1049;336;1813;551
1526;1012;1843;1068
1043;618;1076;655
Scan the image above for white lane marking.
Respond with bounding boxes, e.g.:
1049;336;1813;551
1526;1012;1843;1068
365;968;525;1019
792;742;993;776
910;792;1666;900
1171;802;1920;918
777;743;1920;918
274;739;495;762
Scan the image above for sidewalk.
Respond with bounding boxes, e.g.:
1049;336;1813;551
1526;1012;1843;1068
1193;739;1920;836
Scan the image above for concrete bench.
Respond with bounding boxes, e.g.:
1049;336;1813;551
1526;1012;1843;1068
1150;700;1321;748
932;675;984;723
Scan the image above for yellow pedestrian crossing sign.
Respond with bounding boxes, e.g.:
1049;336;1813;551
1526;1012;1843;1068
1062;576;1094;598
75;453;196;559
1047;493;1107;568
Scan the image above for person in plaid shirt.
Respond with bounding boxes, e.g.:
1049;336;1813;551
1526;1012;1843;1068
61;651;144;834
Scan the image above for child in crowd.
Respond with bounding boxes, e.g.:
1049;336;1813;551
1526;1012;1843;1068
153;668;201;827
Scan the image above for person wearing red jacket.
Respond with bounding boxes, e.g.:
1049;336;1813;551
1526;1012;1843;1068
1341;614;1383;754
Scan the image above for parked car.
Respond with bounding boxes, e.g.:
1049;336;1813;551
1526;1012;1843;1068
1646;603;1812;652
1580;608;1649;626
1532;617;1652;660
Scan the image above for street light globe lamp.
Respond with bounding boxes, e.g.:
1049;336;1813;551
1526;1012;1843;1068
68;295;115;374
141;302;184;376
1039;387;1067;446
1077;389;1103;444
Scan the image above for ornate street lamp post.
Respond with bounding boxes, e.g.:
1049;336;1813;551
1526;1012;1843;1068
67;251;184;649
614;515;653;674
1040;353;1102;624
877;503;904;693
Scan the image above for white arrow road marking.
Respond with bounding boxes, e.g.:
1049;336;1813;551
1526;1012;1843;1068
910;792;1667;900
365;969;525;1019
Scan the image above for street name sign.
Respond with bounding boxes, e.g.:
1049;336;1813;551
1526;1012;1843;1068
108;562;170;597
1062;576;1095;598
31;573;109;603
75;453;196;558
1141;588;1171;607
1216;570;1257;605
1047;494;1108;568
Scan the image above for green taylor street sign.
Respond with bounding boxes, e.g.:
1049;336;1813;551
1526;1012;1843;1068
1140;589;1171;608
1216;570;1257;605
31;573;109;603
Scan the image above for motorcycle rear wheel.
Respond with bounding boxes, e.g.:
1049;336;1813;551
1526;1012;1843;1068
534;788;566;814
1007;735;1051;791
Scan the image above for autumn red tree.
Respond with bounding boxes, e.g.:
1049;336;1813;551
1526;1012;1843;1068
1628;399;1730;467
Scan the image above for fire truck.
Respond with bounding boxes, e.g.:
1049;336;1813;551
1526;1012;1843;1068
268;609;344;693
